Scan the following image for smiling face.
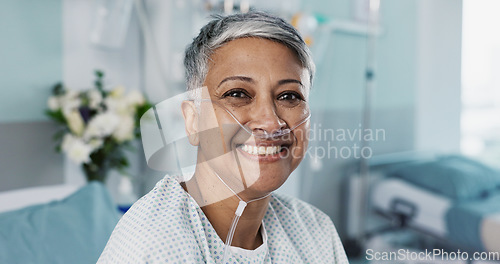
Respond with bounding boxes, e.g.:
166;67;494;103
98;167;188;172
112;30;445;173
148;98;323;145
188;37;310;198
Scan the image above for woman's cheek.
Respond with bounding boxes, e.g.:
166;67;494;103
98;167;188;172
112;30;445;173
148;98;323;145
295;127;310;159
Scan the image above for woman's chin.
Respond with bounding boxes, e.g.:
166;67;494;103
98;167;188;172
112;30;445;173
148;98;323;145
229;147;296;196
241;173;289;197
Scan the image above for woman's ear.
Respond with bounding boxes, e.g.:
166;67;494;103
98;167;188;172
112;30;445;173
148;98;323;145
181;100;200;146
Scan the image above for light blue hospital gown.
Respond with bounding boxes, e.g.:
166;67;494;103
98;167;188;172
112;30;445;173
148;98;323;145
98;176;348;263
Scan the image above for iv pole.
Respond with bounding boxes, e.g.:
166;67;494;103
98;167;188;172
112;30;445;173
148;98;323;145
359;0;380;246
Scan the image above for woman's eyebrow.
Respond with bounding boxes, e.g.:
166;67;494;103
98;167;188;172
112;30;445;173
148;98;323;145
216;76;303;89
217;76;254;88
278;79;303;87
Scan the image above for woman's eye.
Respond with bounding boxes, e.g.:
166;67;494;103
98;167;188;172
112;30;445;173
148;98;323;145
222;89;249;99
278;92;302;102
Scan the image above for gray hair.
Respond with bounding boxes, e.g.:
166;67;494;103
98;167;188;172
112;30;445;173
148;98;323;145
184;11;315;96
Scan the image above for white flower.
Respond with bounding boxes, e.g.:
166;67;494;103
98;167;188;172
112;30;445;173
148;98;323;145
64;110;85;136
64;89;79;100
47;96;60;111
88;89;103;109
67;140;93;164
89;138;104;150
60;90;81;116
105;97;131;115
126;90;145;106
61;134;92;164
110;85;125;98
61;134;76;152
112;115;135;143
84;112;120;139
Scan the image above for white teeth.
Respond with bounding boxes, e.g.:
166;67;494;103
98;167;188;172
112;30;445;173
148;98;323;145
252;146;258;155
266;146;277;155
240;144;281;155
258;146;266;155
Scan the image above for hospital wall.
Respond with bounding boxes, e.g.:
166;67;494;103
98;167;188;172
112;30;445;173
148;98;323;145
0;0;462;240
0;0;64;191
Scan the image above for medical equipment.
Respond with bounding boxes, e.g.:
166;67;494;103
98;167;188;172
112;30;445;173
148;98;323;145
345;153;500;255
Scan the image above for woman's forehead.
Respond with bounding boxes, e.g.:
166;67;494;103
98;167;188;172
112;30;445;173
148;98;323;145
204;38;309;88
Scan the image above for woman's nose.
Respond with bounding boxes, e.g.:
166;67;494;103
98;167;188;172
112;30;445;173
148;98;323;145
246;99;286;135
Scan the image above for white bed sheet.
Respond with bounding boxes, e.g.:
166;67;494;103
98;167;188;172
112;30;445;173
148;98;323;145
371;178;452;237
0;184;79;213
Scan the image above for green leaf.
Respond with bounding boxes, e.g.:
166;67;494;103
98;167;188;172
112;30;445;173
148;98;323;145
123;143;136;152
120;157;129;166
117;168;131;177
81;93;90;106
95;70;104;78
45;109;66;124
94;69;107;97
52;82;65;96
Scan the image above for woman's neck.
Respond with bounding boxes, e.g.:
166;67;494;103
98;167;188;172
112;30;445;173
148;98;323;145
181;166;271;250
202;196;269;249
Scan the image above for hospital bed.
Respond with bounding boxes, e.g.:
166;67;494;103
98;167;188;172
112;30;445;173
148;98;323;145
345;154;500;255
0;182;119;263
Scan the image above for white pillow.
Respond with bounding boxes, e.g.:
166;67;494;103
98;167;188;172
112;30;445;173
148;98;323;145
0;184;79;213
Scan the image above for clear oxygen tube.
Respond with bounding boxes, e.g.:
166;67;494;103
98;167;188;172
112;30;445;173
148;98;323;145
213;171;271;263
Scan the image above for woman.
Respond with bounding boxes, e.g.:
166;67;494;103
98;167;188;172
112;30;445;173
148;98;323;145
98;11;348;263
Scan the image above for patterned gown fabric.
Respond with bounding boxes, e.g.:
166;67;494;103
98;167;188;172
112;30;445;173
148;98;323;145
98;176;349;263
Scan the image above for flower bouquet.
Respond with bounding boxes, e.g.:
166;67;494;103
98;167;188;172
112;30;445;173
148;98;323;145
46;70;152;182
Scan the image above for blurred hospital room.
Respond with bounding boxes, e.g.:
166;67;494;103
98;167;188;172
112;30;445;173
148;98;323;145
1;0;500;263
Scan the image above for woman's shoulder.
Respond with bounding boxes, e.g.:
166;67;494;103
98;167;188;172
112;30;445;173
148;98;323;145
264;193;348;263
98;176;203;263
267;192;339;240
269;192;333;225
125;176;185;212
